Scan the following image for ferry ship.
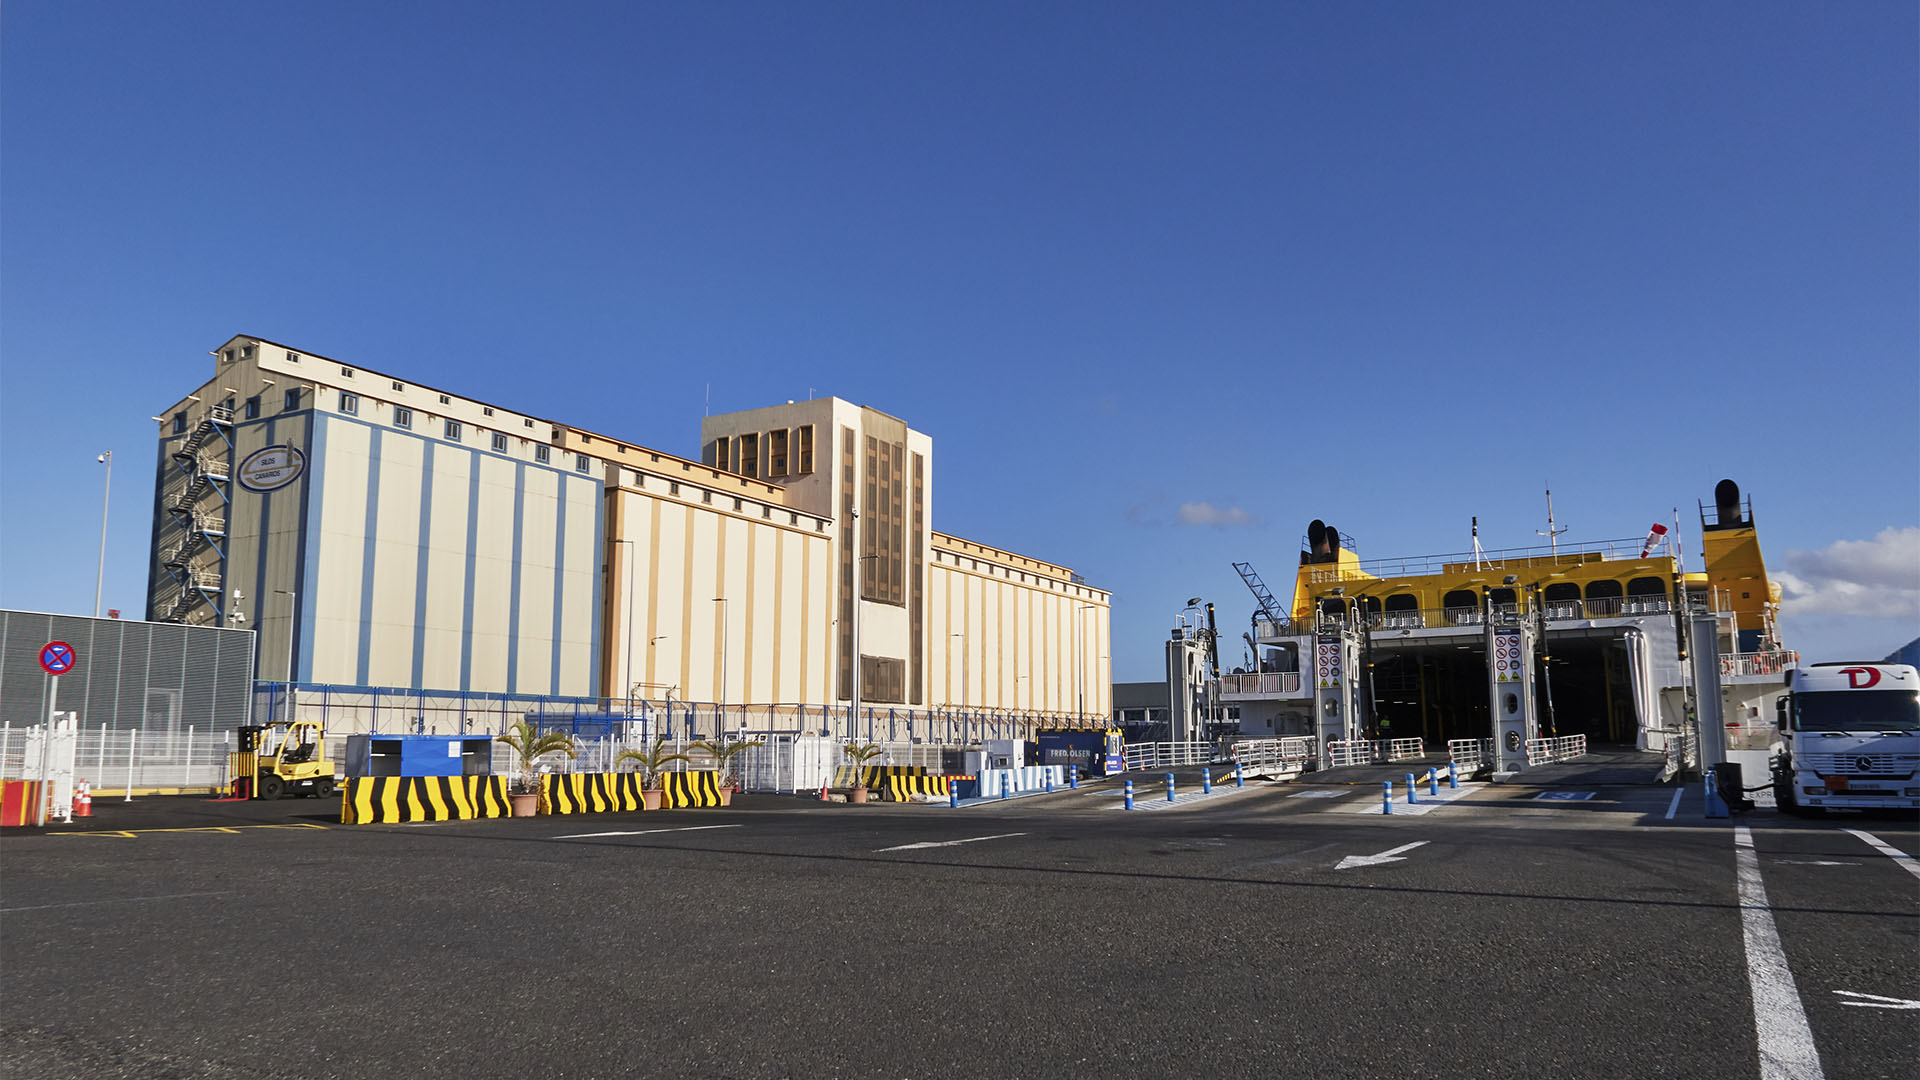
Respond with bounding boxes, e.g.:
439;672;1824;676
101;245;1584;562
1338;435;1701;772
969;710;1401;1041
1193;479;1789;775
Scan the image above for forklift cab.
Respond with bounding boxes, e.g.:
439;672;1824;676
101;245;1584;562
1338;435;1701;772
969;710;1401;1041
237;720;334;800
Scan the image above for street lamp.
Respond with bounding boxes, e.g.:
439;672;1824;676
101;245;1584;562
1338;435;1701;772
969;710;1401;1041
94;451;112;617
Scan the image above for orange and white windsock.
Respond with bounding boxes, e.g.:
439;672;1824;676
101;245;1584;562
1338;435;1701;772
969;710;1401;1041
1640;522;1668;558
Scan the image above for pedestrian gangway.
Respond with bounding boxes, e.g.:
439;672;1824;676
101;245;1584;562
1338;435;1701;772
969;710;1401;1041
1121;741;1218;771
1230;737;1316;779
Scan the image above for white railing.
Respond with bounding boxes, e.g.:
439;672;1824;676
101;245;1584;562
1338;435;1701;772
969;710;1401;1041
1525;735;1589;766
1;724;234;794
1122;741;1215;771
1230;737;1316;775
1448;738;1493;771
1386;738;1425;761
1324;739;1380;768
1720;651;1791;679
1214;672;1304;697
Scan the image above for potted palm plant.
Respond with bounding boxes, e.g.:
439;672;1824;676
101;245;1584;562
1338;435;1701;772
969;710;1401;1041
614;735;690;810
689;734;766;807
843;742;885;804
496;719;577;817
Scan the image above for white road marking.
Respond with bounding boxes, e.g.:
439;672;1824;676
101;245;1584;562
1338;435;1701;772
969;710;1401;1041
1345;783;1482;815
1334;840;1428;870
1775;860;1857;867
1;891;231;914
878;832;1025;852
552;824;742;840
1734;825;1826;1080
1832;990;1920;1010
1289;790;1347;799
1665;789;1684;819
1840;828;1920;882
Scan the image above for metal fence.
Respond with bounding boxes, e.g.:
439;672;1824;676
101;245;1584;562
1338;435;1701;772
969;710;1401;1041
1121;742;1218;771
1323;738;1427;768
253;683;1095;744
1448;738;1494;770
0;610;254;734
1525;735;1589;766
1214;672;1305;697
1;723;236;794
1230;737;1316;775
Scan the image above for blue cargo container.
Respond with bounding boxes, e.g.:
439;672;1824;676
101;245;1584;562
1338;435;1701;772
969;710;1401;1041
1035;730;1124;777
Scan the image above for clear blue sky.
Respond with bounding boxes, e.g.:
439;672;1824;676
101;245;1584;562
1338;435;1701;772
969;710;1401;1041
3;1;1915;679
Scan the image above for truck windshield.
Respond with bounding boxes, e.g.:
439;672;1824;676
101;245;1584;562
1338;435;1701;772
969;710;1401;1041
1794;690;1920;733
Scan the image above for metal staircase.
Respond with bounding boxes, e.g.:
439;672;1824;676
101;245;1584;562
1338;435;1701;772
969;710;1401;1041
1234;562;1290;630
159;406;236;624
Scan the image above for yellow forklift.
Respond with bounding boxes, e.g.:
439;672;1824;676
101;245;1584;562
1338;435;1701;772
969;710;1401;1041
233;720;336;799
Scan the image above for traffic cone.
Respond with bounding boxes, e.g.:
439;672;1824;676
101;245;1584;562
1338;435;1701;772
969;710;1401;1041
73;780;92;818
818;781;830;802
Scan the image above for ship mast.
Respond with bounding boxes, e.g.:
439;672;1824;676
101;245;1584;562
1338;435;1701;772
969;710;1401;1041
1536;487;1567;556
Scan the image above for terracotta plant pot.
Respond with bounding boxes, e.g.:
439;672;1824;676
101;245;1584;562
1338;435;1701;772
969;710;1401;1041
642;789;663;811
850;785;869;804
508;792;540;818
718;787;734;807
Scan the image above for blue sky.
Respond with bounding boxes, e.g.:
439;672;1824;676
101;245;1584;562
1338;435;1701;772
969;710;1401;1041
2;1;1915;679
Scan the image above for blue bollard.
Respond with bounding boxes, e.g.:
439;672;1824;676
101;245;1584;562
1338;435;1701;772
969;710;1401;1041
950;784;959;809
1165;772;1176;803
1383;781;1393;815
1406;773;1419;804
1447;764;1459;790
1124;779;1134;810
1069;768;1078;790
1001;772;1011;800
1046;771;1054;794
1234;763;1245;789
1428;769;1439;797
1202;768;1212;794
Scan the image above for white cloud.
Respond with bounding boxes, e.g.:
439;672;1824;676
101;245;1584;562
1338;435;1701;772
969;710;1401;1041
1774;526;1920;619
1176;502;1252;528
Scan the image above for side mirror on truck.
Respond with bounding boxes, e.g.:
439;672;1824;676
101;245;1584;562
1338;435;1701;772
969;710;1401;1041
1775;696;1789;730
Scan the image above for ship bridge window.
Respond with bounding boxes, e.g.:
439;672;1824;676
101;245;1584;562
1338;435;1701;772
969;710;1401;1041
1384;594;1418;613
1318;597;1348;619
1626;577;1666;596
1584;580;1623;601
1488;587;1516;607
1543;583;1581;603
1442;589;1477;611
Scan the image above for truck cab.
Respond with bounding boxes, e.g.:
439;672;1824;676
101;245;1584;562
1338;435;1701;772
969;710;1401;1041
1771;663;1920;814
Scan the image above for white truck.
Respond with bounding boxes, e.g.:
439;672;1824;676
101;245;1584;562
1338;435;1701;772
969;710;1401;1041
1771;662;1920;814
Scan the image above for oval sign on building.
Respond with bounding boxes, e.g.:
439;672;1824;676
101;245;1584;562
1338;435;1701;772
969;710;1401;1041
237;445;306;492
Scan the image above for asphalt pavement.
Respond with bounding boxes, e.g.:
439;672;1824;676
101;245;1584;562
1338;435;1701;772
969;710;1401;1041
2;776;1914;1079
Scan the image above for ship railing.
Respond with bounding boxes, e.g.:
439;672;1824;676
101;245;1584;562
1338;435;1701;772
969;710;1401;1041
1721;650;1791;679
1214;672;1304;697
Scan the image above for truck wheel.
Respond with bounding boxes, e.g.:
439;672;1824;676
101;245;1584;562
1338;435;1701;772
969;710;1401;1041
1774;778;1810;817
313;778;335;799
258;774;284;801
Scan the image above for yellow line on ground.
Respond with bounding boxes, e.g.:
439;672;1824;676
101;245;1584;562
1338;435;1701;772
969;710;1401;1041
55;823;330;838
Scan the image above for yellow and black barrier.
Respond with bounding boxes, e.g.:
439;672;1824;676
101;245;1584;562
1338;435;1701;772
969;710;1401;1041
341;776;513;824
833;764;928;789
884;774;952;802
540;772;650;815
657;771;725;808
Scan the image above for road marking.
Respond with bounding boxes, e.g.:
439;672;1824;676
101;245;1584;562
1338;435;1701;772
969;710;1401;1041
1289;790;1347;799
553;824;742;840
1;890;231;914
1733;825;1826;1080
55;823;329;839
1334;840;1428;870
1840;829;1920;882
1832;990;1920;1010
1775;860;1857;867
1534;791;1595;801
1665;789;1683;819
878;832;1025;852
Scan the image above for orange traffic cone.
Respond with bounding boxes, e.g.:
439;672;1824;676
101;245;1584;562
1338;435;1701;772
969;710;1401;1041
73;780;92;818
818;781;830;801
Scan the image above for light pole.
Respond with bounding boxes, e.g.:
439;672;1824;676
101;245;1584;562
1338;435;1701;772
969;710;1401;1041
94;451;112;617
614;539;636;718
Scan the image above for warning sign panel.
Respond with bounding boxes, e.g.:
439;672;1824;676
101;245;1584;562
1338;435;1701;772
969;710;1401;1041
1494;629;1522;683
1316;638;1342;690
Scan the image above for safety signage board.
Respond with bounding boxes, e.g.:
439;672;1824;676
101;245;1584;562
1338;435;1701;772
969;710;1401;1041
39;641;77;675
1316;638;1341;689
1493;629;1522;684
